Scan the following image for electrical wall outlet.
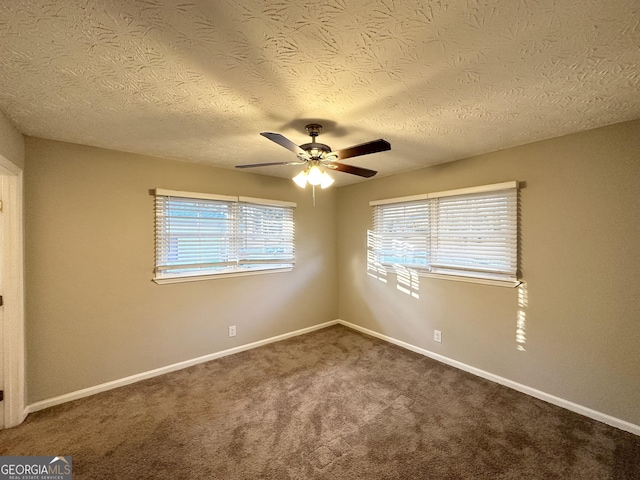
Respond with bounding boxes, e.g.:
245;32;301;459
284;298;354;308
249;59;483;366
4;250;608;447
434;330;442;343
228;325;237;337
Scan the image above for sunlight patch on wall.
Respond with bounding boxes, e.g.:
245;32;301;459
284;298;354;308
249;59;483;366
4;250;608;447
393;264;420;299
516;281;528;351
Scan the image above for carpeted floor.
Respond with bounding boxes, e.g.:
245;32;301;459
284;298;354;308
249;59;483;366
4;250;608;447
1;325;638;479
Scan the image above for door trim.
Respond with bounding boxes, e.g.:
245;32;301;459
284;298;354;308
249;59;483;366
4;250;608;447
0;154;26;428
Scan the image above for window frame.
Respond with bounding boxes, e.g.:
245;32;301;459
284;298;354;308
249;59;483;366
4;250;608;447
153;189;296;284
369;181;519;288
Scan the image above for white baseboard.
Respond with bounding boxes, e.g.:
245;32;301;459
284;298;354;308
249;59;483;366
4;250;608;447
337;319;640;437
25;318;639;437
27;320;339;414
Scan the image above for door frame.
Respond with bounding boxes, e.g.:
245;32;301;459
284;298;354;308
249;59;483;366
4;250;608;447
0;154;25;428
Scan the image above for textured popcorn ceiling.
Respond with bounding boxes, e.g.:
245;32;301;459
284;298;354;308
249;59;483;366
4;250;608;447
0;0;639;185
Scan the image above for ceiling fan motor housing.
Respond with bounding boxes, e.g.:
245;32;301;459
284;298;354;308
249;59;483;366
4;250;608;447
301;124;332;159
299;142;331;159
300;123;331;160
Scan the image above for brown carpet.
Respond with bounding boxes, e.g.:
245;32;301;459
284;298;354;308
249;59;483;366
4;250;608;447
1;325;638;479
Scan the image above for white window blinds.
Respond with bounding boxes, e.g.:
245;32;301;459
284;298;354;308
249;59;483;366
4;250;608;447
371;200;430;269
155;195;237;274
237;201;295;268
154;190;295;281
370;182;518;284
431;189;517;279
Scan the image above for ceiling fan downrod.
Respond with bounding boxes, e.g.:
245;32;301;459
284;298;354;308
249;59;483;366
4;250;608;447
301;124;331;159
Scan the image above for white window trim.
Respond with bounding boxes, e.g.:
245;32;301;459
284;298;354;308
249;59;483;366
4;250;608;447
153;189;296;284
370;181;520;288
238;195;296;208
155;188;237;202
154;190;297;208
153;266;293;284
369;181;517;206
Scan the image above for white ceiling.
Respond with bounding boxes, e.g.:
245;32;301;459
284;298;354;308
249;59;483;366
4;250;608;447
0;0;639;186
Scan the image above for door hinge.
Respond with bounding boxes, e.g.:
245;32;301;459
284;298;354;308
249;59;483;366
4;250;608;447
0;391;3;402
0;295;3;307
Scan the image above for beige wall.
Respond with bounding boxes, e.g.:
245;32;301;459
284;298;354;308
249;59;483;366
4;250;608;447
337;119;640;426
24;137;338;402
0;110;24;169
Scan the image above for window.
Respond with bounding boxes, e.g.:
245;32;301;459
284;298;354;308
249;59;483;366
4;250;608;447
154;189;295;283
370;182;518;286
371;199;430;269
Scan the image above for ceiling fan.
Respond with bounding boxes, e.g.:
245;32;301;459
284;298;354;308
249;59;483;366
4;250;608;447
235;124;391;189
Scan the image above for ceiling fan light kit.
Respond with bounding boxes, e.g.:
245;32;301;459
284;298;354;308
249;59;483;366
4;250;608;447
236;123;390;204
293;165;334;189
292;170;309;188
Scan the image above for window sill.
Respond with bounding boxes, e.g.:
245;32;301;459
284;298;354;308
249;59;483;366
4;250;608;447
153;267;293;284
375;262;521;288
419;272;521;288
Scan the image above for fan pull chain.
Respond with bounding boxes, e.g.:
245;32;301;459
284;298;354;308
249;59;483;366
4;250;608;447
312;184;316;207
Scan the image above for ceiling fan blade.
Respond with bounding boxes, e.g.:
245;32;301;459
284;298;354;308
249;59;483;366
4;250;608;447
333;139;390;161
235;161;304;169
326;162;377;178
261;132;309;158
